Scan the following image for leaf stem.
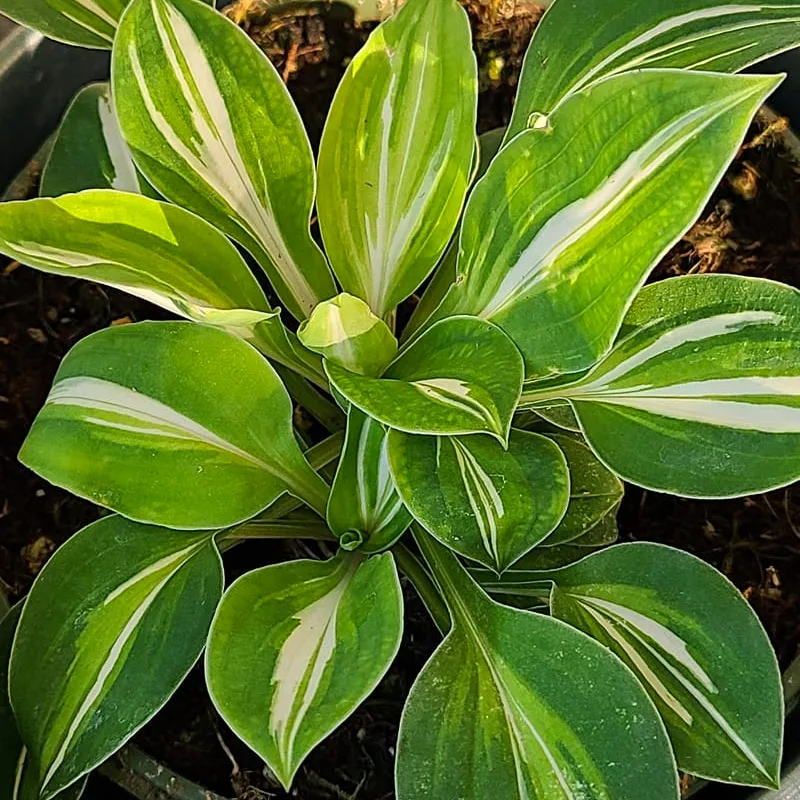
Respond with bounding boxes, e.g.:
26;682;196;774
392;540;450;635
276;364;346;433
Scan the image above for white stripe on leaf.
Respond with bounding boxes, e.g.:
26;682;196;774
48;376;271;469
414;379;499;431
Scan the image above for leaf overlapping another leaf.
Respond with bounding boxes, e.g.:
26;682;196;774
434;69;781;379
113;0;335;320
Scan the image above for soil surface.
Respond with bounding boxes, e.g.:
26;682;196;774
2;2;800;798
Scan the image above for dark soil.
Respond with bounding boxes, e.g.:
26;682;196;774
1;2;800;798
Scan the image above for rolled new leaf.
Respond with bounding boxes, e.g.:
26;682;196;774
20;322;330;528
326;316;523;443
508;0;800;139
524;274;800;497
549;543;784;787
40;83;151;197
206;552;403;790
113;0;335;320
388;429;569;572
317;0;477;318
434;70;780;379
298;293;397;377
9;516;223;799
397;532;679;800
327;407;411;553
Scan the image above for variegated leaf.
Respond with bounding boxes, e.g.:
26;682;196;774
327;407;411;553
326;316;523;443
540;434;623;547
432;70;780;379
521;274;800;497
550;543;784;787
9;516;223;799
20;322;330;528
113;0;335;320
206;551;403;790
298;294;397;378
397;531;678;800
0;0;212;48
40;83;151;197
388;429;569;572
508;0;800;139
316;0;477;318
0;189;325;386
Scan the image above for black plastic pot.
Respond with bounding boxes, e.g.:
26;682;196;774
1;18;800;800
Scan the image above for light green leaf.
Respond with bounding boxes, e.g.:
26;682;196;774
530;401;581;432
0;0;210;48
434;70;780;379
112;0;335;320
326;316;523;443
508;0;800;140
206;551;403;790
298;294;397;377
550;543;784;787
523;274;800;497
316;0;477;318
9;515;223;799
327;407;411;553
388;429;569;572
397;532;679;800
0;190;270;328
0;189;324;385
540;434;623;547
20;322;329;528
40;83;151;198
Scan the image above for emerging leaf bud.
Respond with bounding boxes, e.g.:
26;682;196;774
298;293;398;377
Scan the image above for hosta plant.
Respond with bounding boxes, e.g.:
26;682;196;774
2;0;800;798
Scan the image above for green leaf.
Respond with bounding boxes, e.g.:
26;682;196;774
549;543;784;787
112;0;335;320
397;532;679;800
0;190;271;328
326;316;523;443
20;322;329;528
327;407;411;553
0;188;324;386
388;429;569;572
523;274;800;497
298;294;397;377
508;0;800;139
529;401;581;432
40;84;151;197
0;0;211;49
9;515;223;799
206;551;403;790
0;0;125;48
316;0;477;318
540;434;623;547
1;604;22;798
434;70;780;379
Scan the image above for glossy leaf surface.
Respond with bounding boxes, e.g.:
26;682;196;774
327;407;411;553
540;434;623;547
524;275;800;497
113;0;335;319
40;83;150;197
317;0;477;317
388;428;569;572
207;552;402;789
436;70;779;378
9;516;223;799
397;533;678;800
327;316;523;443
20;323;329;528
0;190;272;329
508;0;800;139
550;543;783;787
